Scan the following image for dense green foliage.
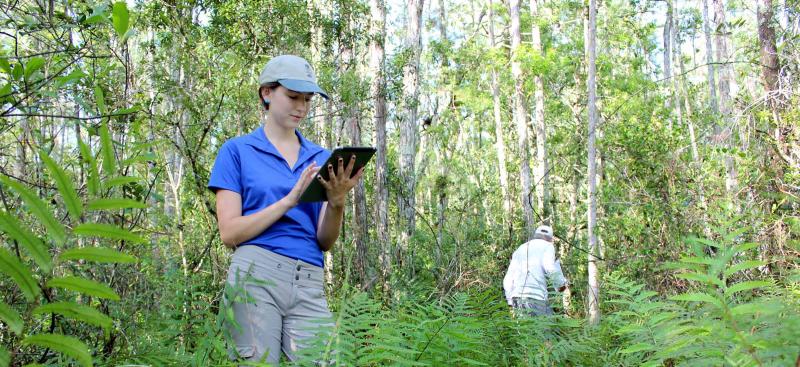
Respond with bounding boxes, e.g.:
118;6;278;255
1;0;798;365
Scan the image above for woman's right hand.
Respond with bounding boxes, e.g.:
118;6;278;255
282;162;320;207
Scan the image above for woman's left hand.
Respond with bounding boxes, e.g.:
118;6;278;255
317;154;364;209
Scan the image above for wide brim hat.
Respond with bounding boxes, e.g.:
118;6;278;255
258;55;330;100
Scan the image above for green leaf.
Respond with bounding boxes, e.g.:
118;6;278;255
619;342;654;354
0;301;23;335
0;248;41;302
0;346;8;367
111;2;130;39
730;303;762;316
724;281;771;297
724;260;767;277
39;150;82;221
0;58;11;74
33;301;113;330
77;136;100;196
0;176;66;245
0;83;12;102
24;57;45;79
104;176;142;187
99;121;115;176
55;68;86;88
12;63;22;80
85;4;108;24
0;212;51;272
94;86;107;115
47;276;120;301
732;242;759;253
87;198;146;211
670;292;724;310
59;247;137;264
73;223;147;244
22;333;92;367
675;272;725;288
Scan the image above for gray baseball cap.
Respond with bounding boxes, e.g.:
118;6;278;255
258;55;330;100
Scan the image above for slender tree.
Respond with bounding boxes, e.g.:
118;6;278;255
712;0;737;195
369;0;390;293
509;0;534;239
488;0;511;230
531;0;550;224
701;0;719;114
399;0;425;267
585;0;601;326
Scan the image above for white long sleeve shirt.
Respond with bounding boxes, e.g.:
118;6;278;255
503;239;567;305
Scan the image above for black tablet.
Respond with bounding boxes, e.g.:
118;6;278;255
299;146;377;202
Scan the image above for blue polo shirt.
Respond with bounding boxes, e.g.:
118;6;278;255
208;126;331;267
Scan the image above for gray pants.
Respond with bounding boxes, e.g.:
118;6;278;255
512;297;554;317
225;246;331;365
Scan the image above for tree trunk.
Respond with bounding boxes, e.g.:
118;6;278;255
585;0;601;326
369;0;390;294
701;0;719;114
663;0;674;128
758;0;780;107
399;0;424;267
531;0;550;224
488;0;511;231
712;0;737;195
509;0;534;239
668;0;683;128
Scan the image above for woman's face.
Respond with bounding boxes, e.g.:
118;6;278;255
263;86;314;128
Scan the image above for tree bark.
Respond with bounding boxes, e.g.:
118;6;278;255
712;0;738;195
509;0;534;239
758;0;780;107
585;0;601;326
663;0;674;128
531;0;550;224
369;0;390;294
399;0;424;267
701;0;719;115
488;0;511;230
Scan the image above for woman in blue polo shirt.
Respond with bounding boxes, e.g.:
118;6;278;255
208;55;363;364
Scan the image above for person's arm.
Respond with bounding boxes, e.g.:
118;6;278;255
503;253;518;306
542;243;567;292
316;155;365;251
216;163;319;248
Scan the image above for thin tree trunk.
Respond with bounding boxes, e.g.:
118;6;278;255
712;0;737;195
668;0;683;128
664;0;674;128
585;0;601;326
488;0;511;231
399;0;424;268
509;0;534;239
369;0;390;294
531;0;550;224
701;0;719;114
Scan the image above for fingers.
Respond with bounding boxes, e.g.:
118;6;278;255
343;154;356;178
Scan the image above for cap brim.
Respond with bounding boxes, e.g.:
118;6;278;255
278;79;330;100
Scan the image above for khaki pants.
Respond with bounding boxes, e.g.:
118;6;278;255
225;246;331;365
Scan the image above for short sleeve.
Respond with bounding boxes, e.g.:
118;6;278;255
208;141;242;194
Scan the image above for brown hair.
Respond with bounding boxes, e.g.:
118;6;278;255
258;82;280;111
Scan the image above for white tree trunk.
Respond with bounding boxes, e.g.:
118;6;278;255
585;0;601;326
712;0;738;195
399;0;424;265
369;0;390;293
701;0;719;114
531;0;550;224
509;0;534;239
488;0;511;228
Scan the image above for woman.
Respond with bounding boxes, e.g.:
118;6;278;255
208;54;363;364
